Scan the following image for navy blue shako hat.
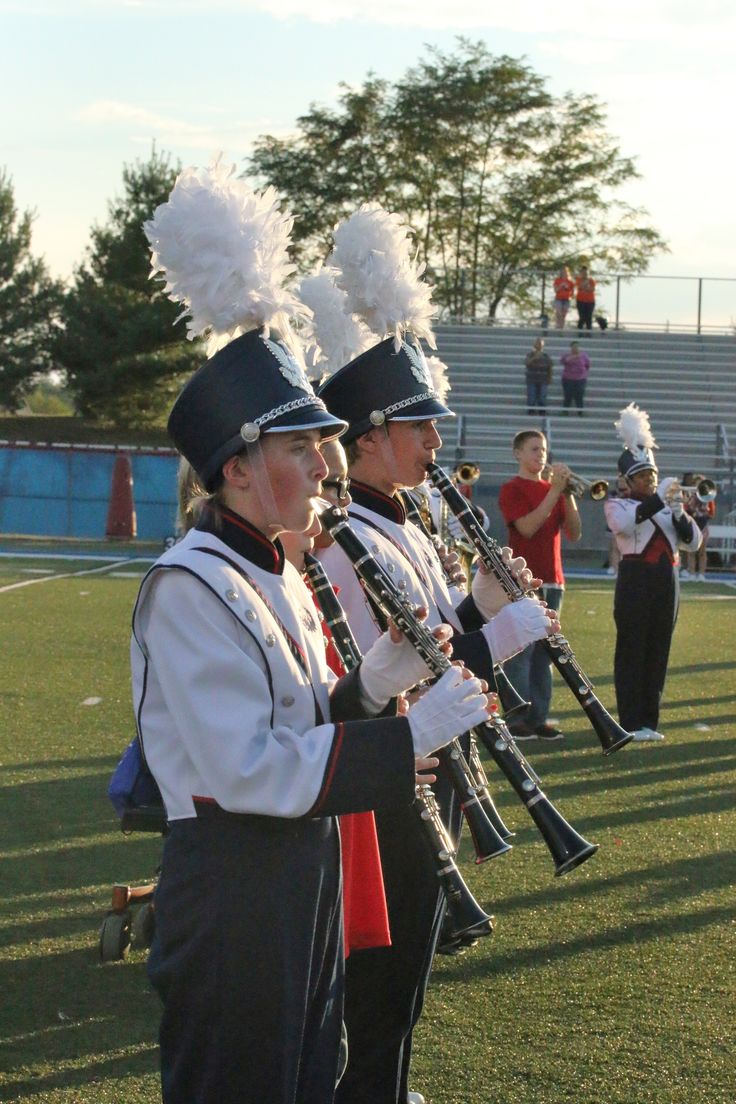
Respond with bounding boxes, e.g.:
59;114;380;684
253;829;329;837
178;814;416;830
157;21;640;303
617;446;658;480
317;336;454;444
168;328;347;490
614;403;659;482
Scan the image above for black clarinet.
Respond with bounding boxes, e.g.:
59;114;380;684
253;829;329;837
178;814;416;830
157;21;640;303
309;537;512;854
401;490;529;722
425;462;634;756
304;553;509;866
400;491;518;838
318;508;598;877
303;554;495;942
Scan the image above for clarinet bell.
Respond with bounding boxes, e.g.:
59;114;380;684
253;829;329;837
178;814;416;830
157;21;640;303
587;699;635;755
442;875;494;944
531;798;599;877
493;665;530;718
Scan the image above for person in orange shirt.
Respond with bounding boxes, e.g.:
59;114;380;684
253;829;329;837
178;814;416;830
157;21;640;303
574;265;596;331
553;265;574;329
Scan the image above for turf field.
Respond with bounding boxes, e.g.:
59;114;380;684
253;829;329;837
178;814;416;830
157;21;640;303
0;556;734;1103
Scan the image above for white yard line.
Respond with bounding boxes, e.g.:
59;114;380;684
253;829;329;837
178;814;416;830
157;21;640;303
0;557;151;593
0;550;156;562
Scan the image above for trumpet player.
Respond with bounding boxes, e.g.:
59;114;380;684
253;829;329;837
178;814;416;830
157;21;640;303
498;429;582;741
605;405;702;742
680;473;715;581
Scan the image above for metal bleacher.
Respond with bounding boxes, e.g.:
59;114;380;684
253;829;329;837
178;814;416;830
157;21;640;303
433;324;736;555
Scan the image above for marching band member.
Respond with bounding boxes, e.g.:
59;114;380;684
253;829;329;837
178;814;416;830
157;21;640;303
604;404;701;742
305;207;557;1104
134;163;491;1104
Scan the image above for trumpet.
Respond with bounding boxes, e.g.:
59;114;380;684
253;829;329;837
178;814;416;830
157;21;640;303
679;478;717;504
453;461;481;487
541;465;608;500
565;473;609;501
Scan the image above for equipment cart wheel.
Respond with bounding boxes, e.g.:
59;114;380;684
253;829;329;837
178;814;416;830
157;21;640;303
99;910;132;962
132;901;155;948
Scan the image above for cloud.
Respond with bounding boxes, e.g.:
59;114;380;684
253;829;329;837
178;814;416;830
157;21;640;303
74;100;293;150
9;0;736;36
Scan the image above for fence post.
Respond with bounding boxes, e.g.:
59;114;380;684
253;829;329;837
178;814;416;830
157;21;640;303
697;278;703;335
540;274;546;318
615;276;621;329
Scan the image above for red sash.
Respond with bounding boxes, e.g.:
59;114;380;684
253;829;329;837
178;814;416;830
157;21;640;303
312;590;391;956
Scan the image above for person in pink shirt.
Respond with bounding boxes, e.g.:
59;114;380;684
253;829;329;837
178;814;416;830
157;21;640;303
560;341;590;416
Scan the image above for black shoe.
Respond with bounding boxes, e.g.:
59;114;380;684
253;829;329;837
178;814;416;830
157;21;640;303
534;723;565;741
507;721;537;741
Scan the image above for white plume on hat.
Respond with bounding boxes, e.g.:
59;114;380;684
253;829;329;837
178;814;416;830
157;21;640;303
614;402;658;454
144;154;309;355
330;203;437;350
297;268;374;380
425;356;451;402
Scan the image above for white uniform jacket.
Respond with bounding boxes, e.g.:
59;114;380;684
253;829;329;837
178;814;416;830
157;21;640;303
604;494;702;558
131;513;414;823
317;482;496;682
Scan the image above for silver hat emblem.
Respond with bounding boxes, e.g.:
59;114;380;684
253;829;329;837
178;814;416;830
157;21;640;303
263;337;313;392
403;341;433;390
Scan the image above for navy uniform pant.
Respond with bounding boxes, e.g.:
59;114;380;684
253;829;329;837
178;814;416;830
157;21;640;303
148;812;344;1104
336;773;459;1104
614;557;677;732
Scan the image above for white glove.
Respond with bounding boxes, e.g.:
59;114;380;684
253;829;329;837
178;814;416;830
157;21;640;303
671;500;684;520
407;666;489;757
447;514;465;542
359;630;435;709
481;599;550;664
657;477;676;500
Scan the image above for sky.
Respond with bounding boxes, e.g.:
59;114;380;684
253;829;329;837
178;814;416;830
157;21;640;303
3;0;735;328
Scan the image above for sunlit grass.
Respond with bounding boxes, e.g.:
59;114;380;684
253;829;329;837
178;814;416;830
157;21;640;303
1;571;733;1102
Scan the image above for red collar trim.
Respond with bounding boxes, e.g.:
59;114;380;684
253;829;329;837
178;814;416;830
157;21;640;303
349;480;406;524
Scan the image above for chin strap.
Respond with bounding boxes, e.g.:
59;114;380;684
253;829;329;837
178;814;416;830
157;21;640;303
245;436;283;535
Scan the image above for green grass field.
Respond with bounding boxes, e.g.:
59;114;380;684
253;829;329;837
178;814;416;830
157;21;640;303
1;559;734;1103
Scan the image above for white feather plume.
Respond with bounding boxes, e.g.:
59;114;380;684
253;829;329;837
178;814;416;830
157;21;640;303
330;203;437;349
144;155;309;355
297;268;374;379
425;356;451;402
614;403;658;451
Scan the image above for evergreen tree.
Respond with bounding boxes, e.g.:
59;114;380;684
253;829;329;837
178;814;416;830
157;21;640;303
0;171;62;410
57;148;201;426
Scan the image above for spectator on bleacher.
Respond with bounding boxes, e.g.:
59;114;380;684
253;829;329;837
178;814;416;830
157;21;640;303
680;472;715;581
560;341;590;416
524;337;553;416
553;266;574;329
574;266;596;331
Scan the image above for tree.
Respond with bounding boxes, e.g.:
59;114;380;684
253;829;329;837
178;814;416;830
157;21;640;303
248;40;667;321
0;171;62;410
249;77;403;267
56;148;202;426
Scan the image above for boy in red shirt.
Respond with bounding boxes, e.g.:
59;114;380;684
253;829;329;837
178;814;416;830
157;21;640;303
498;429;582;740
